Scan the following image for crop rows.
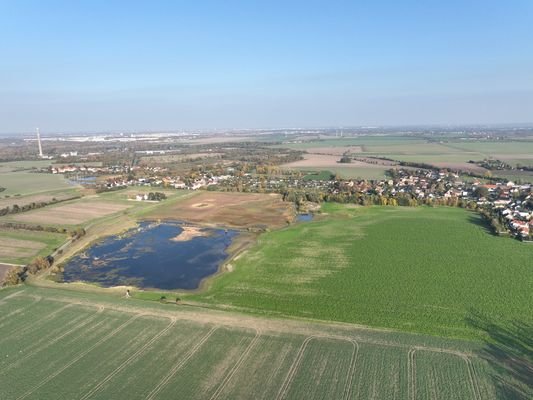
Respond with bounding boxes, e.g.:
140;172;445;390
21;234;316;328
0;291;529;400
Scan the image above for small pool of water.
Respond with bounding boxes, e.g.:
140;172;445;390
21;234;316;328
62;221;238;290
297;213;314;222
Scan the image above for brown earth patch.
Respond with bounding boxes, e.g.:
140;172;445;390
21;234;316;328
145;192;294;229
0;264;11;283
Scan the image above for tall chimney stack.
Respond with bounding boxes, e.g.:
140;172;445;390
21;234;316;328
36;128;43;157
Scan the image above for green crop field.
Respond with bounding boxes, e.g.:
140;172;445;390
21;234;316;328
0;171;73;197
187;205;533;340
0;286;529;399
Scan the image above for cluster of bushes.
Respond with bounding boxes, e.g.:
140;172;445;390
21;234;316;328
3;266;25;286
70;227;86;241
95;185;126;194
147;192;167;201
2;255;54;286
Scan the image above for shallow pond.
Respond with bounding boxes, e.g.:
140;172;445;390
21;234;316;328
62;221;238;290
297;213;314;222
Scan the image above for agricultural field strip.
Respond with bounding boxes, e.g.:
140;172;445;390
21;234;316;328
0;295;41;325
144;326;221;400
209;328;262;400
14;313;146;400
408;349;416;400
407;347;482;400
0;288;26;303
78;317;177;400
276;335;359;400
1;305;106;373
1;292;487;399
0;302;74;345
8;292;481;359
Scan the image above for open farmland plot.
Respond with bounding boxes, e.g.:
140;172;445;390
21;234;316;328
9;200;131;226
0;230;66;264
187;205;533;340
145;191;294;229
0;189;80;209
0;287;530;400
0;171;73;197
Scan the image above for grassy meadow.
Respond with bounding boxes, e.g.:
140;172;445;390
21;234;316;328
186;205;533;340
0;285;529;400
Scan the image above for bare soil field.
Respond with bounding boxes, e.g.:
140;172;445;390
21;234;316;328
0;264;12;283
145;192;294;229
11;201;130;225
283;154;384;169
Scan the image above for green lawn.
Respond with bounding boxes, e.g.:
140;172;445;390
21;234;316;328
187;205;533;340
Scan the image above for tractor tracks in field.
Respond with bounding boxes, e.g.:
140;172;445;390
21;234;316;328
408;347;483;400
0;303;74;345
276;334;359;400
0;289;26;304
144;325;221;400
2;305;105;373
0;295;41;326
79;317;177;400
407;348;417;400
15;313;141;400
209;328;262;400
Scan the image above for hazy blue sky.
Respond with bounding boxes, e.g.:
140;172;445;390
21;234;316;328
1;0;532;133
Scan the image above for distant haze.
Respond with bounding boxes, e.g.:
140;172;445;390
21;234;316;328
1;1;532;133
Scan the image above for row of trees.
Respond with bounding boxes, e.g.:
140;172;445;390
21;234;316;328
2;256;53;286
0;195;80;216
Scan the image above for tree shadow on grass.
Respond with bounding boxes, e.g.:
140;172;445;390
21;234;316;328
467;213;496;236
466;311;533;399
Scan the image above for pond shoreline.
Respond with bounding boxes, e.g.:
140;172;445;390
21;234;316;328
60;221;239;291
